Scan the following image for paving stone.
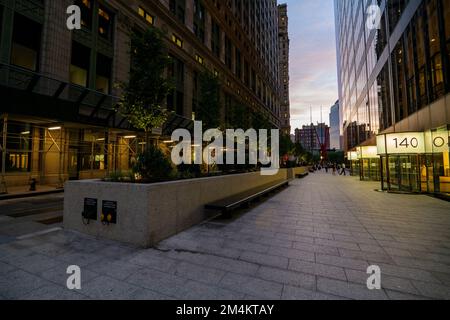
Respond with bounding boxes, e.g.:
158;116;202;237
173;261;226;285
0;261;15;276
314;238;361;251
126;268;187;298
257;266;316;290
367;263;442;284
80;276;141;300
288;259;347;281
6;252;60;274
412;280;450;299
55;250;104;267
239;251;288;269
293;242;340;256
385;290;430;300
282;285;345;300
345;269;420;295
316;254;369;271
338;248;394;263
0;270;52;299
201;255;260;276
317;277;388;300
128;250;178;272
267;246;315;262
21;284;87;300
176;280;245;300
37;262;99;287
219;273;283;300
85;259;145;281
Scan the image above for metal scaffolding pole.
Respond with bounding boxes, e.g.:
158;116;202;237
0;114;7;194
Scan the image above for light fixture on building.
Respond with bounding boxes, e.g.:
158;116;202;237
123;135;137;139
21;131;30;135
48;126;61;131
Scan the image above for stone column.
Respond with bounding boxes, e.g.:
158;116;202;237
40;0;72;82
183;64;194;119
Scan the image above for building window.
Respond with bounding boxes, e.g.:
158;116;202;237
427;0;444;100
211;19;221;58
98;4;113;41
195;54;204;65
225;36;232;70
75;0;93;29
0;121;32;173
193;0;205;42
170;0;185;23
96;53;111;94
138;7;154;25
167;55;185;116
70;41;90;87
11;14;42;71
172;34;183;48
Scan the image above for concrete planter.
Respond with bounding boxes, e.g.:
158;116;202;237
64;168;306;247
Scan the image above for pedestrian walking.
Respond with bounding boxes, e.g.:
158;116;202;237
340;163;347;176
332;164;336;175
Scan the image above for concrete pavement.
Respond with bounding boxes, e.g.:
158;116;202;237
1;173;450;300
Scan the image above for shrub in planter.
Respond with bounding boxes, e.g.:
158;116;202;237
133;144;175;183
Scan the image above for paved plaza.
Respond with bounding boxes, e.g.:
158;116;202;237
1;173;450;300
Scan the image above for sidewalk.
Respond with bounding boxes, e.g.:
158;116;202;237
0;185;63;201
1;173;450;300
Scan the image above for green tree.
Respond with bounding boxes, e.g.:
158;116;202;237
280;134;295;157
228;103;251;129
118;28;173;143
197;71;221;129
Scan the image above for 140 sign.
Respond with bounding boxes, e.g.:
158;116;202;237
392;137;420;149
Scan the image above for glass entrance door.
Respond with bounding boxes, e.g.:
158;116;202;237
383;155;420;192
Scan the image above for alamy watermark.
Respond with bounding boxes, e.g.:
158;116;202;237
66;265;81;290
171;121;280;176
367;265;382;290
66;5;81;30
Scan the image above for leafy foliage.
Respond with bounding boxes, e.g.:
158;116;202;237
133;144;175;182
197;71;221;129
118;28;173;134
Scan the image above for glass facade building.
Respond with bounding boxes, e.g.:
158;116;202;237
335;0;450;195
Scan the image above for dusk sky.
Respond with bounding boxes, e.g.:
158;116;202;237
285;0;338;132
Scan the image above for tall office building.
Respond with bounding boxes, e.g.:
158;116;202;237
329;100;341;150
0;0;285;191
295;123;330;152
278;3;291;135
335;0;450;194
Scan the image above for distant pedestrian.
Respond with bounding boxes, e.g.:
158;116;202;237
340;163;347;176
332;164;337;175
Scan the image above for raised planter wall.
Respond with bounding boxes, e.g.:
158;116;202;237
64;168;307;247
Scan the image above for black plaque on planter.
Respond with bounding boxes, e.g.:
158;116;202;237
102;200;117;224
83;198;98;221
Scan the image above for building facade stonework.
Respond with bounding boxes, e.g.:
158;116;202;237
0;0;288;191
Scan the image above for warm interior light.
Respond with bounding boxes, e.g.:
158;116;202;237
21;131;30;135
48;126;61;131
123;135;136;139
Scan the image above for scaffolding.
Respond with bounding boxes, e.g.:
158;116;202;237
0;118;147;193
